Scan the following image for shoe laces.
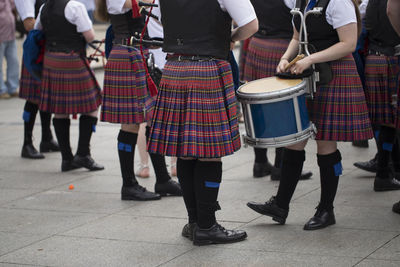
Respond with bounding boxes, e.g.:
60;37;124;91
266;196;276;205
134;184;147;192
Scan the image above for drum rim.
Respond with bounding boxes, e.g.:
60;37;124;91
237;77;306;101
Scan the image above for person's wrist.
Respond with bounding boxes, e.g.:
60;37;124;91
280;57;289;62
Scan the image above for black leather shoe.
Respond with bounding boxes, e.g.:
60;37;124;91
303;208;336;230
353;154;377;173
61;160;82;172
253;161;275;178
21;144;45;159
155;179;182;196
193;223;247;246
392;201;400;214
40;139;60;153
352;140;369;148
121;184;161;201
182;223;196;240
270;168;313;181
247;196;288;224
72;155;104;171
374;177;400;191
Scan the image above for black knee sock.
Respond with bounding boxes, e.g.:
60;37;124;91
118;130;138;187
53;118;73;161
23;101;39;146
254;148;268;163
275;149;305;210
392;134;400;173
194;161;222;229
39;111;53;142
177;158;198;223
77;115;97;157
318;150;342;211
274;147;284;168
145;126;170;184
377;126;396;179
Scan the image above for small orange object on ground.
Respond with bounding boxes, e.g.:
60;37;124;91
68;184;74;190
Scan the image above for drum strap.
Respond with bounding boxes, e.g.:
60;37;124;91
295;0;329;11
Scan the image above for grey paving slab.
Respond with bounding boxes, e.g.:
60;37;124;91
366;235;400;261
162;247;362;267
356;259;400;267
0;236;191;267
0;208;105;235
0;232;48;257
3;190;131;214
0;263;38;267
0;188;42;206
224;221;398;258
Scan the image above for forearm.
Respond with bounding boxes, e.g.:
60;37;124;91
281;37;300;61
83;29;95;43
231;18;258;42
307;41;355;64
387;0;400;36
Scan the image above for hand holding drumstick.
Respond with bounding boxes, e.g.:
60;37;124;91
277;54;312;75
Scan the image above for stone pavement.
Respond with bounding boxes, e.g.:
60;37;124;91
1;26;400;267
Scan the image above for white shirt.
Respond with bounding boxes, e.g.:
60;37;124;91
285;0;357;29
147;0;166;69
34;1;93;33
218;0;257;27
15;0;36;21
106;0;130;15
75;0;95;11
359;0;369;19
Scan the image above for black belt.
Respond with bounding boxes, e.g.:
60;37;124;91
113;38;133;46
167;55;223;61
368;43;399;56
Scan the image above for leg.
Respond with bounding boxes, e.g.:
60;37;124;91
253;148;274;178
73;111;104;171
304;141;340;230
4;40;19;95
135;123;150;178
170;156;177;177
354;124;380;173
118;124;160;201
271;147;313;181
39;110;60;152
0;42;9;98
192;159;247;246
145;125;182;196
21;101;44;159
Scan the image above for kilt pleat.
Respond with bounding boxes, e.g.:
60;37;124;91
148;59;241;158
308;55;373;141
40;52;102;114
101;45;154;124
19;62;41;104
243;37;289;81
364;54;400;126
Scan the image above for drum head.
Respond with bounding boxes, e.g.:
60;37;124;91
239;77;303;94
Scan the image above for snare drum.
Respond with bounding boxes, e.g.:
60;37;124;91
237;76;316;148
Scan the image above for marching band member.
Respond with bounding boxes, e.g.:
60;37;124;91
15;0;59;159
247;0;373;230
243;0;312;181
35;0;104;172
96;0;182;201
148;0;258;245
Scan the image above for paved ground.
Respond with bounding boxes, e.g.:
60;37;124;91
0;25;400;267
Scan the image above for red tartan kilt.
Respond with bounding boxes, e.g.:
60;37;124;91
19;62;42;104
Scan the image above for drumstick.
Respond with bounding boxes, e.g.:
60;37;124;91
284;54;305;71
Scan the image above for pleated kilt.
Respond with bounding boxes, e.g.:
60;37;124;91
308;55;373;141
19;62;41;104
243;37;289;81
101;45;154;124
363;54;400;127
39;51;102;114
148;59;241;158
239;38;250;81
397;70;400;129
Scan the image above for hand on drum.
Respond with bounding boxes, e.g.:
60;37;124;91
289;57;312;75
276;59;289;73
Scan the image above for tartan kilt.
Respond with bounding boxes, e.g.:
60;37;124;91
239;38;250;81
243;37;290;81
364;54;400;127
397;72;400;129
19;62;41;104
148;59;241;158
101;45;154;124
39;51;102;114
307;54;373;141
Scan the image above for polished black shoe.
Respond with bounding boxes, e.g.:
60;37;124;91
374;177;400;191
155;179;182;196
303;208;336;230
193;223;247;246
21;144;45;159
253;161;275;178
353;154;377;173
40;139;60;153
247;196;288;224
352;140;369;148
61;160;82;172
121;184;161;201
270;168;313;181
182;223;196;240
392;201;400;214
72;155;104;171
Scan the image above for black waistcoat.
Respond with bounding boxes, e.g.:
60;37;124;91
109;11;146;40
160;0;232;59
35;0;46;17
41;0;86;53
366;0;400;50
251;0;293;39
293;0;339;52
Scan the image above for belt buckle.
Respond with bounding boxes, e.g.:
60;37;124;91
178;55;182;61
